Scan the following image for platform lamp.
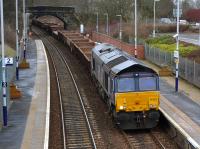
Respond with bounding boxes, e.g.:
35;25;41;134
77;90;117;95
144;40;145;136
96;12;99;33
1;0;8;126
134;0;137;58
16;0;19;80
153;0;160;38
198;23;200;45
174;0;180;92
116;14;122;40
19;0;29;69
104;13;109;35
23;0;26;59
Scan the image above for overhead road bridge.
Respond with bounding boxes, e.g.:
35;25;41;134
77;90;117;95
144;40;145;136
26;6;80;29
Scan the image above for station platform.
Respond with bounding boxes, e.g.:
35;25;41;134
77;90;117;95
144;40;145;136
142;60;200;148
0;39;50;149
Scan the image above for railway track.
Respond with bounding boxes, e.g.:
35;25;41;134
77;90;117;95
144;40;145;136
33;26;180;149
34;28;97;149
122;127;179;149
123;130;163;149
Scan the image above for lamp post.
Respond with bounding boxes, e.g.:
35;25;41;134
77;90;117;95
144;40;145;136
16;0;19;80
96;12;99;32
104;13;108;35
134;0;137;58
198;23;200;45
153;0;160;38
1;0;8;126
174;0;180;92
116;15;122;40
23;0;26;59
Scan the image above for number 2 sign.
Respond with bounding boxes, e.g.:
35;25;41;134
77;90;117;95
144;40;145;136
5;57;14;65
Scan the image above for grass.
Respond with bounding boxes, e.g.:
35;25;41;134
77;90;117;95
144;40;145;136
146;35;199;56
0;45;16;58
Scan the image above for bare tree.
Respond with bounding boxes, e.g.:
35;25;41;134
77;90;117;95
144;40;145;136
196;0;200;8
95;0;133;21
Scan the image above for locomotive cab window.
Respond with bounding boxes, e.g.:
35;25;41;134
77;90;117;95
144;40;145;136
139;76;158;91
117;77;135;92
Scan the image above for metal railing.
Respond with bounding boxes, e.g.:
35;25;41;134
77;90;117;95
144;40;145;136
145;44;200;88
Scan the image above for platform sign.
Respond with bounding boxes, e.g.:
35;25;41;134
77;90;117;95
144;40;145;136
174;58;179;64
5;57;14;65
174;51;179;59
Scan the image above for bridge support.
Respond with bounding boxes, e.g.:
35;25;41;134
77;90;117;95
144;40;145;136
26;6;80;30
64;22;68;30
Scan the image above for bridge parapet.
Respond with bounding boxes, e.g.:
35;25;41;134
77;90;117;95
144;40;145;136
26;6;79;29
26;6;75;14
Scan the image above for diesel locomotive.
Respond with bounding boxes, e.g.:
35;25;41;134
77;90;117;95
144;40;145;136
91;43;160;130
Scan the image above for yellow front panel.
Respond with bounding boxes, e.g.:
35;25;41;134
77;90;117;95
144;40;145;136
115;91;160;112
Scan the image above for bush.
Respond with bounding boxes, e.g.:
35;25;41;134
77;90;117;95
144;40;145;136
156;24;189;33
146;35;175;44
112;32;130;43
146;35;198;56
150;43;198;56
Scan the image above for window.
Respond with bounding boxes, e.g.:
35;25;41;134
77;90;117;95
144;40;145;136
110;79;113;93
117;78;135;92
104;72;108;91
139;77;157;91
92;58;95;70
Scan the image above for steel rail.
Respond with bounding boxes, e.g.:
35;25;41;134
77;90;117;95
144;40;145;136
34;27;97;149
46;45;67;149
122;130;167;149
150;131;166;149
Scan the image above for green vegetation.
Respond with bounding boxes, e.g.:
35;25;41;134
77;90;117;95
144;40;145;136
146;35;199;56
146;35;175;44
0;45;16;57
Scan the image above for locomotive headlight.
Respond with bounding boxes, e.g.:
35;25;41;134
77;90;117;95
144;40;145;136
120;106;124;110
149;104;157;109
119;106;126;110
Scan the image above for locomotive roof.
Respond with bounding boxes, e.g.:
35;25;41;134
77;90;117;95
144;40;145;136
92;43;157;76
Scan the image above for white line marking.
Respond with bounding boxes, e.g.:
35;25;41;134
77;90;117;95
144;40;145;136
35;40;50;149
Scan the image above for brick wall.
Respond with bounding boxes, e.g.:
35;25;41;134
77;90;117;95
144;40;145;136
91;32;145;59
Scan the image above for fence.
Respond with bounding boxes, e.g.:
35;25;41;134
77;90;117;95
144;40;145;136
145;44;200;88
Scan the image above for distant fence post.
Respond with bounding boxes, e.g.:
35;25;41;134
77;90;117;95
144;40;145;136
193;60;196;84
185;58;187;79
171;53;173;67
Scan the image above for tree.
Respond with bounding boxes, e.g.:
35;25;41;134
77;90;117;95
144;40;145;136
95;0;133;22
182;0;192;16
185;9;200;22
137;0;174;19
138;0;154;18
156;0;174;18
196;0;200;8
